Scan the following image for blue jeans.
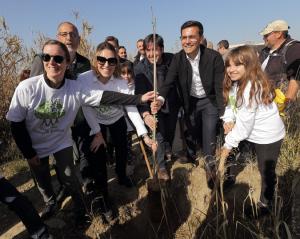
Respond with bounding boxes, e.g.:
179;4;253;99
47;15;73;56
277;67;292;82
0;177;49;238
155;132;167;169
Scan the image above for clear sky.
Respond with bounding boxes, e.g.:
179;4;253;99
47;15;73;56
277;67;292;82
1;0;300;57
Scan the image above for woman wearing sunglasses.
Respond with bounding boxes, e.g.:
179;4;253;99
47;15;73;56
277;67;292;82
78;42;156;219
6;39;155;225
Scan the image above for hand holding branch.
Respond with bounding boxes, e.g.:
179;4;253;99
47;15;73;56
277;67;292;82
141;91;158;103
150;100;163;114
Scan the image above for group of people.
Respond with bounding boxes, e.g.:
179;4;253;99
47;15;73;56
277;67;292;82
1;18;300;238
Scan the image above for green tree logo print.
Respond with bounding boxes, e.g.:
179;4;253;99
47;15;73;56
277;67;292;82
34;99;65;127
97;105;113;114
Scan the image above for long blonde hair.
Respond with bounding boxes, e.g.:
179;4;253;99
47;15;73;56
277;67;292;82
223;45;274;107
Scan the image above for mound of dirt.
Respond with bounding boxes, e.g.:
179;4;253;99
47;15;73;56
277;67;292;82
1;136;299;238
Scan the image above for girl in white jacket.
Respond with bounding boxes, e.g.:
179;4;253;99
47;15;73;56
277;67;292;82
220;45;285;217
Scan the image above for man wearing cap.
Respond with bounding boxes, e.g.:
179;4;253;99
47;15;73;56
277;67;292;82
259;19;300;103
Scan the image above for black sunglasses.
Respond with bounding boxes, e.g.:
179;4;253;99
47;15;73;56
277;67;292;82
96;56;118;66
41;54;65;64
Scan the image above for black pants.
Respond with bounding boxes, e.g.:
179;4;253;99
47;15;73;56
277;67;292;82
252;139;283;205
101;117;128;179
185;97;219;164
0;177;48;238
80;117;128;192
80;137;108;199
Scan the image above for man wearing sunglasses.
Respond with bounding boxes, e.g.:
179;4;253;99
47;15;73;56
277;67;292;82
259;19;300;106
29;22;91;218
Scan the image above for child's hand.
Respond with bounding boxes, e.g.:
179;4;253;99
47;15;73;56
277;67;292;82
90;132;106;153
223;121;235;134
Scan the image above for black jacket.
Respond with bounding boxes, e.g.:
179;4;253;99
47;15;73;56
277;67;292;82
134;52;180;114
259;37;300;87
133;52;144;66
159;45;225;116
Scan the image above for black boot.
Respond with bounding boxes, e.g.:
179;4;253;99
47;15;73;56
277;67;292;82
93;195;113;223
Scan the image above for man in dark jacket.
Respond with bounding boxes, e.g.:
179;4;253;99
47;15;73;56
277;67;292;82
30;21;90;78
153;20;225;188
135;34;180;180
259;19;300;103
133;39;146;66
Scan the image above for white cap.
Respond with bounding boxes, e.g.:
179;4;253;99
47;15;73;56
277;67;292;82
260;19;290;35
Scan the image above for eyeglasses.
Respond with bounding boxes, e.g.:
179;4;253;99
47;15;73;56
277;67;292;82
58;32;78;38
96;56;118;66
41;54;65;64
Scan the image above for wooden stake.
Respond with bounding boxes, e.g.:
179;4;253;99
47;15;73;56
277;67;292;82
151;8;158;175
139;138;154;178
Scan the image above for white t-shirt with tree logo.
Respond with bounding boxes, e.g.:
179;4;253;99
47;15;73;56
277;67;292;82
6;74;103;158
